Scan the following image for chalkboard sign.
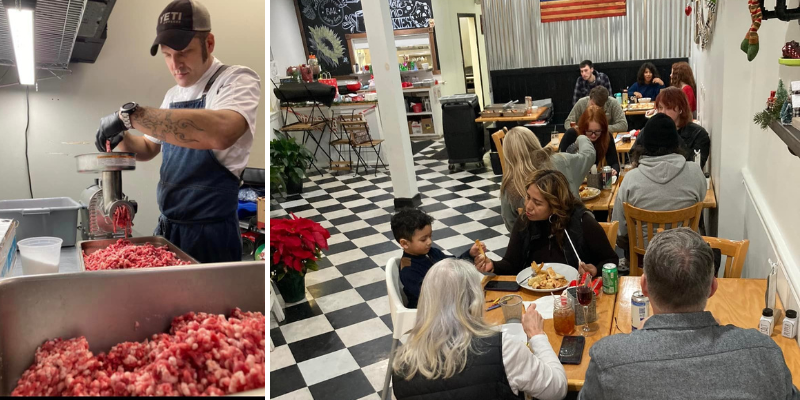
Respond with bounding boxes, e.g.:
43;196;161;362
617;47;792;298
295;0;434;76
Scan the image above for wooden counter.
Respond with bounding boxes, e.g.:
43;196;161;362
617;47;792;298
475;106;549;123
484;275;616;391
611;276;800;387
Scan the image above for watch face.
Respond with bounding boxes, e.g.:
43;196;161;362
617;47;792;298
122;102;136;112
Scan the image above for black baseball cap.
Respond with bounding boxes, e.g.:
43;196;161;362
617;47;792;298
150;0;211;56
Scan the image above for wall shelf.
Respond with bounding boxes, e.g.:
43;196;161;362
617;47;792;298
407;111;433;116
768;121;800;158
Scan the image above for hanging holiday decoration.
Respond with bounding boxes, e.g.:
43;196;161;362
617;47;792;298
685;2;693;16
741;0;763;61
694;0;717;49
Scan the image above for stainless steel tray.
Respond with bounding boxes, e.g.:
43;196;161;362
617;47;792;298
0;261;266;395
78;236;199;271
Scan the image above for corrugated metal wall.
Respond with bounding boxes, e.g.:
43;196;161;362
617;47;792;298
483;0;692;70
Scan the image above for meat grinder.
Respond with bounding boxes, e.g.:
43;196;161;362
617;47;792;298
76;153;138;240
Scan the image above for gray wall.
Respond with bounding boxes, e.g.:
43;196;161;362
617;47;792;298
0;0;265;235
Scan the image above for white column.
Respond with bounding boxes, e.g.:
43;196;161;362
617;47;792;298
361;0;420;208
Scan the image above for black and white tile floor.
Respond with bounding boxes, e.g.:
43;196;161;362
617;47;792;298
269;140;511;400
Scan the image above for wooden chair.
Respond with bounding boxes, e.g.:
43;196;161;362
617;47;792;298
623;202;703;276
703;236;750;278
491;127;509;174
598;221;619;249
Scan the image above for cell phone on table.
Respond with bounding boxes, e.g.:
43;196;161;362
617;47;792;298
558;336;585;365
484;281;520;292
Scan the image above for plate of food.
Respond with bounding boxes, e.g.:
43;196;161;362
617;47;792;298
628;103;654;110
516;262;578;292
579;186;601;201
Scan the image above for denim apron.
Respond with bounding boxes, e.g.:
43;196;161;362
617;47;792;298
153;65;242;263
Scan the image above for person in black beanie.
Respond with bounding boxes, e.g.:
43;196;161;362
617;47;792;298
610;113;707;275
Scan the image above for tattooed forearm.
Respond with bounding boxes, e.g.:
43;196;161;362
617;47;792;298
132;106;201;144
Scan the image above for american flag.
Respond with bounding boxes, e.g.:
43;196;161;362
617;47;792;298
540;0;627;23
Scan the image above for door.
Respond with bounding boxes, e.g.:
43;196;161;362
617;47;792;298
457;14;484;108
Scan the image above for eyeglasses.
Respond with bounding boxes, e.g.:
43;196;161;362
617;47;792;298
585;130;603;137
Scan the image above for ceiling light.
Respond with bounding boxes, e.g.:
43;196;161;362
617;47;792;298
7;7;35;85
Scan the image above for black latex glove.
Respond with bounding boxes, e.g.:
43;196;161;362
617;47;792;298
95;112;126;152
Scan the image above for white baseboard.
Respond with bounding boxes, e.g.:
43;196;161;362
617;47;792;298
743;169;800;347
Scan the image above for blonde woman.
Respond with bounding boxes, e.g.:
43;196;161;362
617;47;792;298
391;258;567;400
500;126;595;232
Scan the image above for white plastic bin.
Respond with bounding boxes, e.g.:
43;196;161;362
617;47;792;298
17;237;62;275
0;198;81;247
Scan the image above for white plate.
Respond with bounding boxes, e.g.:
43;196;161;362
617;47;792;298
579;187;601;201
515;263;579;293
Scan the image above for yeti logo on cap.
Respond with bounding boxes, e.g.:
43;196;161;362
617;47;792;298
159;12;183;25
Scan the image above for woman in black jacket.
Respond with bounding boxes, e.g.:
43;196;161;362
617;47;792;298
559;105;620;174
475;169;618;278
652;87;711;169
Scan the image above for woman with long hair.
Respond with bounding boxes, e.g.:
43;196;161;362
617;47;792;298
391;258;567;400
482;169;618;278
629;61;665;100
670;61;698;117
499;126;595;232
558;105;620;174
653;87;710;168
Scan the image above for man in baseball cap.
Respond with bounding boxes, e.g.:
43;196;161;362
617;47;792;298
150;0;211;57
93;0;262;263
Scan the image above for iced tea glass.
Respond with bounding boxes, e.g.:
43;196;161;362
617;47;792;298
553;295;575;336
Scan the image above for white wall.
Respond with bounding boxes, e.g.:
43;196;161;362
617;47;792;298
431;0;491;106
270;0;307;134
692;0;800;304
0;0;265;236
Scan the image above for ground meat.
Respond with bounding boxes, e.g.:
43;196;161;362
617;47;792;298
12;308;265;397
83;240;191;271
112;207;133;239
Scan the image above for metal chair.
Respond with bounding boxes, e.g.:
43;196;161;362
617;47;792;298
339;114;387;176
381;257;418;400
623;202;703;276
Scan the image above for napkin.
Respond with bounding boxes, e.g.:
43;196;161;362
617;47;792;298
523;296;555;320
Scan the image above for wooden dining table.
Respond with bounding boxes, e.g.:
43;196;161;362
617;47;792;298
608;175;717;211
483;275;617;392
612;276;800;387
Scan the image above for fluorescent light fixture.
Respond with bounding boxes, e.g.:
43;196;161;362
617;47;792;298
7;7;35;85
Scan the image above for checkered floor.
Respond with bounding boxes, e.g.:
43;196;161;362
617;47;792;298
269;140;511;400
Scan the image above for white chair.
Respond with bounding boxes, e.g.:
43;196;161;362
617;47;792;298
269;281;285;351
382;257;418;400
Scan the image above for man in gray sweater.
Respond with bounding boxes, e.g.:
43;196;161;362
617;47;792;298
579;228;799;399
564;86;628;134
611;113;706;274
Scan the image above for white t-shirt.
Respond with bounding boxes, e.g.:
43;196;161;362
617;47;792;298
146;57;261;177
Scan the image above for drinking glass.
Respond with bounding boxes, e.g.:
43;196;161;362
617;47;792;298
576;286;593;336
500;295;524;323
553;295;575;336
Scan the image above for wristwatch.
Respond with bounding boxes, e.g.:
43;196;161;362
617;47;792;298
119;102;138;130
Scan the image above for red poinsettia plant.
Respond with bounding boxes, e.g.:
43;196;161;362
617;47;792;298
270;213;331;281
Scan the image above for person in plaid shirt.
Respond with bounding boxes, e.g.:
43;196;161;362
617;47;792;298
573;60;613;105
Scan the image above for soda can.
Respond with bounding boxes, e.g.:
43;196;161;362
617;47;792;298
602;166;612;188
602;263;618;294
631;290;650;330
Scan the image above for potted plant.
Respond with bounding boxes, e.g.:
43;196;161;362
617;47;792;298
270;130;314;195
270;213;330;303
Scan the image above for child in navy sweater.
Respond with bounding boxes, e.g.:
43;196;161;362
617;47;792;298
391;208;485;308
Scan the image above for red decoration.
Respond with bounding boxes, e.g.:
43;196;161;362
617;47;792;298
270;213;330;273
685;2;692;16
